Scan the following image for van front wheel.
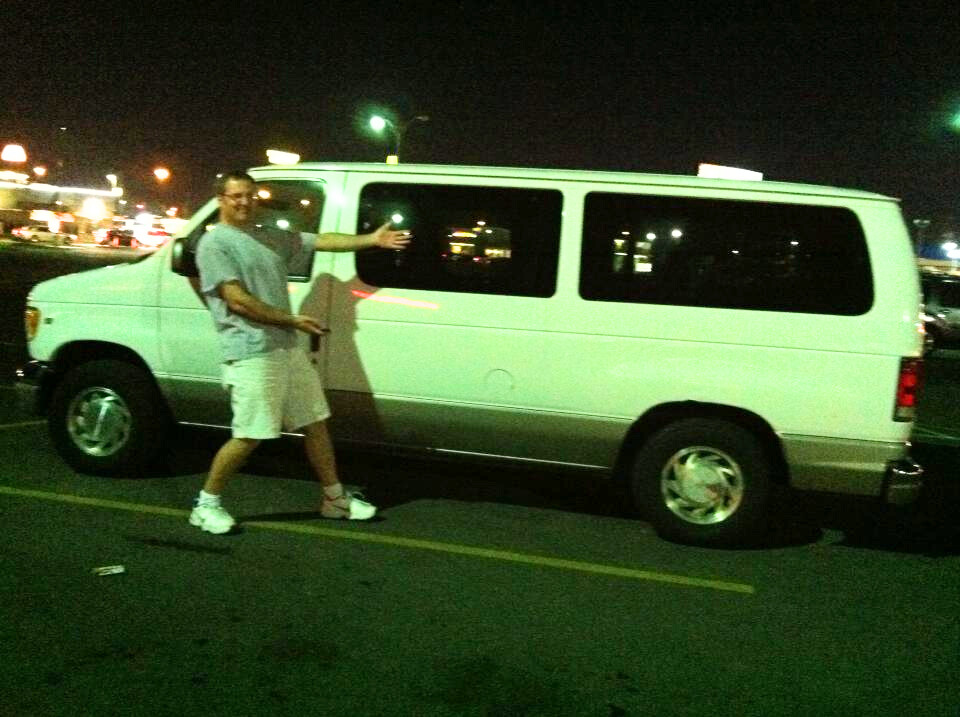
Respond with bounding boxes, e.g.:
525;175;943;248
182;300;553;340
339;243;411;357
49;360;167;476
630;419;771;546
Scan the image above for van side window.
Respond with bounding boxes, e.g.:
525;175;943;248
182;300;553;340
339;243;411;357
175;180;323;281
580;193;873;315
355;183;562;297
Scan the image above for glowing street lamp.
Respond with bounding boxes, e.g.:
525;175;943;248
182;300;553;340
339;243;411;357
153;167;170;182
33;166;47;178
368;113;429;163
1;144;27;163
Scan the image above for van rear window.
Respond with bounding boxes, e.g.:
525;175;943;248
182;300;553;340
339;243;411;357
580;193;873;315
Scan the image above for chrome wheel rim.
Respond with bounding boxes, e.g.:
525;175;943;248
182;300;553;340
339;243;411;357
66;387;132;457
660;446;744;524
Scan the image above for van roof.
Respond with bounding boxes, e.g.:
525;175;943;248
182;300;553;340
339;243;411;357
248;162;898;203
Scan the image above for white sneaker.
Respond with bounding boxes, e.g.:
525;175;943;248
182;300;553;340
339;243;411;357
189;504;236;534
321;491;377;520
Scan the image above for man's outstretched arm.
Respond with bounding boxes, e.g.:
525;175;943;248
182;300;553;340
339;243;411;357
314;221;411;252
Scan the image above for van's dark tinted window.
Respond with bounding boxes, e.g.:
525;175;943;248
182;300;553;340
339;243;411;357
356;183;562;297
580;193;873;315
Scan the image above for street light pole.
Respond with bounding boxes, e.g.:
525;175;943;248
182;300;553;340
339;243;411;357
913;218;931;256
369;114;429;162
394;115;429;160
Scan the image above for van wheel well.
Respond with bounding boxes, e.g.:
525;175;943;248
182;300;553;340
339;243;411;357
614;402;788;485
42;342;167;417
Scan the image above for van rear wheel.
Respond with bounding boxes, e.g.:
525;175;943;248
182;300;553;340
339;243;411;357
49;360;167;476
631;418;771;546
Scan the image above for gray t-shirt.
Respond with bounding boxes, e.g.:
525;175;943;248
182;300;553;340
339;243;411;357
196;223;315;362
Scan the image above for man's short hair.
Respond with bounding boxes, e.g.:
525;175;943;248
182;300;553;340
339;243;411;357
213;170;255;196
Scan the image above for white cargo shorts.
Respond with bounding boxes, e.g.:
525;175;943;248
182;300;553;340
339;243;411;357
221;347;331;439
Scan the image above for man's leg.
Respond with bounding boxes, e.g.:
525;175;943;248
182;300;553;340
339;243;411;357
190;437;259;534
302;420;376;520
302;420;338;488
204;437;261;495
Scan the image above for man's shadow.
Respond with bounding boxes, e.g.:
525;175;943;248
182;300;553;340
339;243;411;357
299;271;387;444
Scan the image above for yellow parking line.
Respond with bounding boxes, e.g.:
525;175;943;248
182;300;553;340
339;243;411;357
0;420;45;430
914;426;960;440
0;485;755;595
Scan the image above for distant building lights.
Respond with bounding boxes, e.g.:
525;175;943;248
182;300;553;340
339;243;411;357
0;171;29;183
79;198;108;222
21;183;121;198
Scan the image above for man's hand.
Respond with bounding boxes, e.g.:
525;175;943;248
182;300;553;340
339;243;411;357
290;315;328;335
372;222;412;250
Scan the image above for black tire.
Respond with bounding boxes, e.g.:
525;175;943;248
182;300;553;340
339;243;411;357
630;418;771;546
49;360;168;476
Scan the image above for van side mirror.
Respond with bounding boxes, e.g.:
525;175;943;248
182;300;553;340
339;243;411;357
171;236;199;277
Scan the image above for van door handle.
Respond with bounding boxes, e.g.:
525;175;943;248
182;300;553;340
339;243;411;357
309;328;330;353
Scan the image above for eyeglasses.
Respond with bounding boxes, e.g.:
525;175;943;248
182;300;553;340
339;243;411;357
220;192;257;202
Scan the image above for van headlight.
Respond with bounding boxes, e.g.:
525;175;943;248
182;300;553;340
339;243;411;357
25;307;40;341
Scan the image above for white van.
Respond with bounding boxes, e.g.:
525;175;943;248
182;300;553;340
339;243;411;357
17;163;925;545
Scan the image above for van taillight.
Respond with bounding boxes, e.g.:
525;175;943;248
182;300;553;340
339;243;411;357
894;357;923;421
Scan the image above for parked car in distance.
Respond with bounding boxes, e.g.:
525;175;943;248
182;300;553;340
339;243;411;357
13;223;75;245
137;225;171;249
100;228;138;248
921;273;960;350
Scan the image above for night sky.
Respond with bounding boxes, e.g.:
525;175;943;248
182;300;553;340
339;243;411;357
3;1;958;229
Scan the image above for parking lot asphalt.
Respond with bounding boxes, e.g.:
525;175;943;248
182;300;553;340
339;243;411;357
1;385;958;716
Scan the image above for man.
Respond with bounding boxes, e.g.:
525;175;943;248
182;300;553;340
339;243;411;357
189;170;410;534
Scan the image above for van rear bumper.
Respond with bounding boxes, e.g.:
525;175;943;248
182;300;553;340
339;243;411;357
781;434;922;504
